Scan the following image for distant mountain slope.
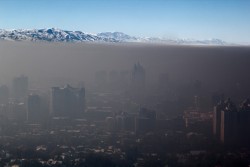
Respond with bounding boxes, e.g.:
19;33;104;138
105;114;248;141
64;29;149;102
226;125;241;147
0;28;117;42
97;32;138;42
0;28;227;45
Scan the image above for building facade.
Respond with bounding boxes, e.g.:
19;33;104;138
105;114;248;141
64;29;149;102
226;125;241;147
51;85;85;118
213;98;250;146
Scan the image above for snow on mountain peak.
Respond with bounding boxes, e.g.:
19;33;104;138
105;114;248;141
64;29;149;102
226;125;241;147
0;28;228;45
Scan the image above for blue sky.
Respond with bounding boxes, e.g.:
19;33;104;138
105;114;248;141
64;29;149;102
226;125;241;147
0;0;250;43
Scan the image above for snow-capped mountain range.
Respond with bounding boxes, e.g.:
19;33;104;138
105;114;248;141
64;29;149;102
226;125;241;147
0;28;227;45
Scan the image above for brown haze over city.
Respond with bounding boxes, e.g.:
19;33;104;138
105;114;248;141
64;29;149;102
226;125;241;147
0;41;250;93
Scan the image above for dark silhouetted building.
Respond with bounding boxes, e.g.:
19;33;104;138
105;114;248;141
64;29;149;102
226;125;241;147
51;85;85;118
238;99;250;145
123;115;136;131
220;99;238;144
0;85;9;104
27;94;42;123
139;107;156;120
213;100;225;139
213;98;250;146
135;108;156;134
130;62;146;102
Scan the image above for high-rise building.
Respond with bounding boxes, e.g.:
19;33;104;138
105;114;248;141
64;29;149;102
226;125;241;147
220;99;238;144
131;62;145;89
213;98;250;145
139;107;156;120
213;100;225;139
0;85;9;104
12;75;28;100
27;94;42;123
130;62;146;102
135;108;156;134
238;99;250;145
51;85;85;118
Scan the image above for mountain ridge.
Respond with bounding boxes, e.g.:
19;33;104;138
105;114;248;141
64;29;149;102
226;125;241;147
0;28;228;45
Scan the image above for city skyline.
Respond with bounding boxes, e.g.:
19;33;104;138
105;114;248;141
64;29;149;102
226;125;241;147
0;36;250;166
0;0;250;44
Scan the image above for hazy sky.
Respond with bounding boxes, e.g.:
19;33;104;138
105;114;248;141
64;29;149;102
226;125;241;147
0;0;250;43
